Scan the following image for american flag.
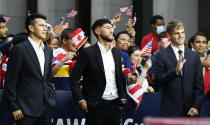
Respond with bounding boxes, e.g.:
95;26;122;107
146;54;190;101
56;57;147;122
140;39;152;55
131;60;140;73
119;6;129;13
0;15;10;23
127;79;148;108
66;9;78;18
126;7;133;17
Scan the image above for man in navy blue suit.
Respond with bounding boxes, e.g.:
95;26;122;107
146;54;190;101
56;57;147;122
155;20;204;116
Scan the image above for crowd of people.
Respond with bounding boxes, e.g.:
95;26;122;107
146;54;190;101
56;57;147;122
0;12;210;125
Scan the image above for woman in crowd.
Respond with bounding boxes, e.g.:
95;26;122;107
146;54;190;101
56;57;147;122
127;46;154;93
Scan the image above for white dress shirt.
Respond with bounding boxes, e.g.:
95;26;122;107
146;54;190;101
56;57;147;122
171;45;185;75
171;44;185;61
97;42;119;100
28;37;45;76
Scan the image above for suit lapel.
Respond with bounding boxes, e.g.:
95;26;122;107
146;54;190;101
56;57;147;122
24;40;42;77
182;47;189;78
167;46;178;67
94;44;105;77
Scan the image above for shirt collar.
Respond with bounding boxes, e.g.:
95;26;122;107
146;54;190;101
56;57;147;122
171;44;185;55
97;41;113;53
28;37;44;50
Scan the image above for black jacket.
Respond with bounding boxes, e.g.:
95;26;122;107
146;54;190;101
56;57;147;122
5;39;55;117
70;43;126;107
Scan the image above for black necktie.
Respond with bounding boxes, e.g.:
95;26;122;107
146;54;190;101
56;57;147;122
178;50;183;56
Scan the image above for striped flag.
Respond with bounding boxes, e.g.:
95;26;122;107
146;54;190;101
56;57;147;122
126;7;133;17
0;15;10;23
66;9;78;18
120;6;129;13
133;15;137;26
127;78;148;108
131;60;140;73
140;39;152;55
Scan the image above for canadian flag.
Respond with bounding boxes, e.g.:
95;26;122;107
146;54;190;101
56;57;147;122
69;28;87;49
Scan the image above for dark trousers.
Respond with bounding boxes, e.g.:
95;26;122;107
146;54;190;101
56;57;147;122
86;99;122;125
16;106;52;125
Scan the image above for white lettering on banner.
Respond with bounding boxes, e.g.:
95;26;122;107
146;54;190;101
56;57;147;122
53;118;140;125
56;119;64;125
54;118;86;125
124;118;133;125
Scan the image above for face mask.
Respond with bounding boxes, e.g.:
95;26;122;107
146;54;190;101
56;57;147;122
156;25;166;34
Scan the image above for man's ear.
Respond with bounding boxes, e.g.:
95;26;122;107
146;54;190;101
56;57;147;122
28;25;34;33
94;28;100;36
190;42;194;49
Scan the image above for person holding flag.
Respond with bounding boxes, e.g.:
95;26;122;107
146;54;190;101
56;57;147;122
141;15;165;54
126;46;154;108
52;28;77;90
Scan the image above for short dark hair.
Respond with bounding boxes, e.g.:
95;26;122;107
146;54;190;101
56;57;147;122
0;17;6;23
60;28;75;44
92;19;111;38
127;46;139;57
25;13;47;34
115;31;130;42
188;32;208;49
187;36;194;49
150;15;164;25
193;32;208;42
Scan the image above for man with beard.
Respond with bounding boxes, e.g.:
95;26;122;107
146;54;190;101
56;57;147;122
70;19;126;125
0;17;9;55
155;20;204;116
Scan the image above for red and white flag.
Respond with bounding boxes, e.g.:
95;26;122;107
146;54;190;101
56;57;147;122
66;9;78;18
69;28;87;49
132;16;137;26
120;7;129;13
127;79;148;108
3;16;10;23
126;7;133;17
140;39;152;55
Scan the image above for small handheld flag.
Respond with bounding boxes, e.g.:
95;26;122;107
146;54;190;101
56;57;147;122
66;9;78;18
0;15;10;23
140;39;153;55
120;7;129;13
69;28;87;50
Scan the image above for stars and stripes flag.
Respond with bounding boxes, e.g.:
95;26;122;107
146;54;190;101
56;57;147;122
0;15;10;23
66;9;78;18
126;7;133;17
69;28;87;50
122;62;148;109
119;6;133;16
140;39;152;55
119;6;129;13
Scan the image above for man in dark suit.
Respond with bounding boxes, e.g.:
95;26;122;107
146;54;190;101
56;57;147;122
155;20;204;117
69;19;126;125
5;13;55;125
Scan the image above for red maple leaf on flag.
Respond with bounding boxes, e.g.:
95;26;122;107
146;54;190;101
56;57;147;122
77;35;81;41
